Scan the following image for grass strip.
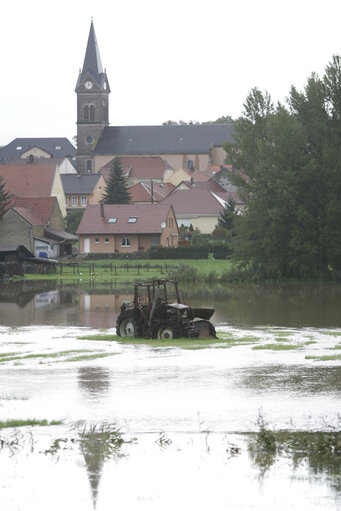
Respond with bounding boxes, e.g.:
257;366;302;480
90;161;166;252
0;419;63;429
306;354;341;361
252;343;302;351
0;349;97;364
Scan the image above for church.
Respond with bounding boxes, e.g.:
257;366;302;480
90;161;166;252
76;21;235;174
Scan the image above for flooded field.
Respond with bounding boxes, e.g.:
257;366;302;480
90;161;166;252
1;280;341;509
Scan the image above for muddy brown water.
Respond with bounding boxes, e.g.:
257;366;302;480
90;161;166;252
1;280;341;510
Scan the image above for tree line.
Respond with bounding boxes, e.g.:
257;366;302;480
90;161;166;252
223;55;341;279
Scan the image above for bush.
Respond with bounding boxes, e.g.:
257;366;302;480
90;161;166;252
147;245;209;259
211;243;233;260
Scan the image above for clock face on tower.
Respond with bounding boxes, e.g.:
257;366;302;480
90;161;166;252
85;81;93;90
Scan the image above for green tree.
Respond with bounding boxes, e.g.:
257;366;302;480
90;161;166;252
0;175;10;215
102;157;131;204
65;209;84;235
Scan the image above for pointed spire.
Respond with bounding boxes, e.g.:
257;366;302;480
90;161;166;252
80;20;104;85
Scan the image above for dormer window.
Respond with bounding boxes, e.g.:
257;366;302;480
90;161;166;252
128;216;137;223
108;217;117;223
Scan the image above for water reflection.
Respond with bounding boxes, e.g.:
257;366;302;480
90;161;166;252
78;367;111;397
248;430;341;494
1;280;341;327
240;365;341;395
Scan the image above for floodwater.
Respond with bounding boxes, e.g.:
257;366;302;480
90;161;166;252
1;280;341;510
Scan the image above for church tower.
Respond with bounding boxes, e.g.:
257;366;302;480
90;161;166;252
75;21;110;173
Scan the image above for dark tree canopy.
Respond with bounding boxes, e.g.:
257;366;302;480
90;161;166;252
224;57;341;279
0;175;10;215
102;157;131;204
65;209;84;235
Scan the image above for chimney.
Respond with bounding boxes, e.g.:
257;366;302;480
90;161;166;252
100;202;104;218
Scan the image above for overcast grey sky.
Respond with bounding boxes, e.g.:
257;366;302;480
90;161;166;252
1;0;340;146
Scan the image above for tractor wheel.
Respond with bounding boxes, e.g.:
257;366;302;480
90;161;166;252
152;323;181;340
116;312;141;338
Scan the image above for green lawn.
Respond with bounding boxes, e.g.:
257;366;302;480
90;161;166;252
24;258;233;283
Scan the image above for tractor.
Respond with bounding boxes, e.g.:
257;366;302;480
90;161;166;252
116;279;216;340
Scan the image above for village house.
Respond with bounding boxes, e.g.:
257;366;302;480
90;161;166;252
0;138;76;166
160;188;241;234
0;197;77;258
61;173;106;210
0;157;67;217
77;203;178;254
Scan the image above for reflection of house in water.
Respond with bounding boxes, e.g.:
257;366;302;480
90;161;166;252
34;290;59;309
79;293;132;329
0;281;79;326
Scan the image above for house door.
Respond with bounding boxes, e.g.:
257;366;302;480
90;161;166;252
84;238;90;254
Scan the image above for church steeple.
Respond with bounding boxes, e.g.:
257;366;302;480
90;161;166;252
76;21;110;173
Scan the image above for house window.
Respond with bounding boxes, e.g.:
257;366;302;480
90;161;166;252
128;217;137;223
108;217;117;223
121;238;131;247
65;195;69;206
152;237;159;246
95;238;100;244
72;196;78;207
104;238;109;243
55;146;61;150
81;196;87;207
87;160;92;172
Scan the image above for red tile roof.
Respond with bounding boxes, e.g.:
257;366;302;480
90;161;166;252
0;160;58;197
128;181;175;203
77;204;175;235
101;156;173;182
7;197;56;224
161;189;226;215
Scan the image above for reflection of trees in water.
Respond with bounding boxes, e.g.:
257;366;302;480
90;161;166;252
79;423;128;510
240;365;341;394
182;282;341;327
248;423;341;494
78;367;111;396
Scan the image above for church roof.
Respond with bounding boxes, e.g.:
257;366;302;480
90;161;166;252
76;21;107;89
94;124;235;156
0;138;76;164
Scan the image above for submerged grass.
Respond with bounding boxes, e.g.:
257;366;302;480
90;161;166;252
322;331;341;337
0;349;117;364
306;354;341;361
252;343;302;351
0;419;62;429
78;332;260;349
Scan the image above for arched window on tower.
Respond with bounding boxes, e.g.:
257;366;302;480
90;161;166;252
90;105;95;121
84;105;89;121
